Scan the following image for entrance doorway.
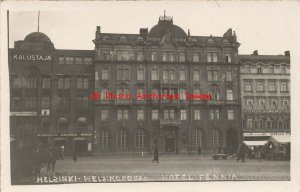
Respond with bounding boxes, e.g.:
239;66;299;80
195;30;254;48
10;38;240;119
165;138;175;152
74;139;87;156
226;128;238;154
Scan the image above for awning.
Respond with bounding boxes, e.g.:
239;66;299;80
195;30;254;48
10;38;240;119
269;135;290;144
243;140;268;146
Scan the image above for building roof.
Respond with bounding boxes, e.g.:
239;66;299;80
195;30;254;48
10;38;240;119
239;55;289;61
24;32;52;43
148;19;187;39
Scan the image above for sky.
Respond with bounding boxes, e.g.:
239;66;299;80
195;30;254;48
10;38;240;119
7;1;300;55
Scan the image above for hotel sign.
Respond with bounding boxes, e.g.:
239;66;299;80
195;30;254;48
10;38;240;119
13;54;52;61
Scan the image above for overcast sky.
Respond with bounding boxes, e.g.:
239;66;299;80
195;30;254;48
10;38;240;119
8;1;300;55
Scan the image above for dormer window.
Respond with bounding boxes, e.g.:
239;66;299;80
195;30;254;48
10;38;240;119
120;36;127;42
207;38;214;44
137;37;143;42
223;39;229;44
103;36;110;41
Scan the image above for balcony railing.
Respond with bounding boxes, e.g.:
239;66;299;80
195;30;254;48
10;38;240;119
207;100;240;105
114;99;132;105
133;99;147;105
160;99;180;106
160;119;181;127
160;79;179;85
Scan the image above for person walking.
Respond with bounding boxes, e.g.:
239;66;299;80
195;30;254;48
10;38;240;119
153;145;159;163
198;146;201;155
73;150;77;162
237;143;247;163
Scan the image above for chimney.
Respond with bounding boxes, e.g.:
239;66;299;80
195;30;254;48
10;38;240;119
284;51;290;57
252;50;258;56
140;28;148;37
96;26;101;39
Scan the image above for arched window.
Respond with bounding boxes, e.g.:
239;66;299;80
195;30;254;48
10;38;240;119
135;129;146;148
118;129;128;148
211;129;221;147
77;117;88;127
100;129;110;149
207;38;214;44
195;129;204;147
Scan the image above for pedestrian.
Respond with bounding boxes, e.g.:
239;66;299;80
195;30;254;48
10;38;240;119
223;146;227;157
198;146;201;155
218;146;222;154
73;150;77;162
237;143;247;163
153;145;159;163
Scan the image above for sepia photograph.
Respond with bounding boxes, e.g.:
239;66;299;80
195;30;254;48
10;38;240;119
1;1;300;192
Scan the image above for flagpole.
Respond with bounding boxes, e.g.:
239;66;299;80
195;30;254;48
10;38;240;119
38;11;40;32
7;10;9;49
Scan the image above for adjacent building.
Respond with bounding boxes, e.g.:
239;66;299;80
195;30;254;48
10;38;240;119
239;51;290;144
9;32;94;155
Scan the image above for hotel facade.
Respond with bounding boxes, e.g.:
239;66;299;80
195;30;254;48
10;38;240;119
93;15;241;154
9;15;289;155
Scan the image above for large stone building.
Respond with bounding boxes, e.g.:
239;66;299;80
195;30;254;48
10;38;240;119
9;32;94;155
239;51;290;144
93;15;242;154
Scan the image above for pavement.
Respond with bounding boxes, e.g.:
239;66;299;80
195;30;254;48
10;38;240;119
28;154;290;184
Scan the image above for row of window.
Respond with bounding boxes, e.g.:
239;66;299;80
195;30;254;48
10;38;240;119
99;88;234;101
100;68;233;81
12;96;89;109
97;50;233;63
241;65;290;75
58;57;92;65
245;119;289;130
97;129;221;149
12;77;89;90
100;109;235;121
244;80;289;92
245;99;289;109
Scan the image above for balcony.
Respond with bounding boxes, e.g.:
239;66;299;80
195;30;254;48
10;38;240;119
206;100;240;106
151;99;160;105
133;99;147;105
160;119;181;127
160;99;180;107
180;100;189;106
114;99;132;105
95;100;112;105
160;79;179;86
191;100;206;105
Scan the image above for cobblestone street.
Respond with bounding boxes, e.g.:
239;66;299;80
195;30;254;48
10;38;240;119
30;154;290;184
